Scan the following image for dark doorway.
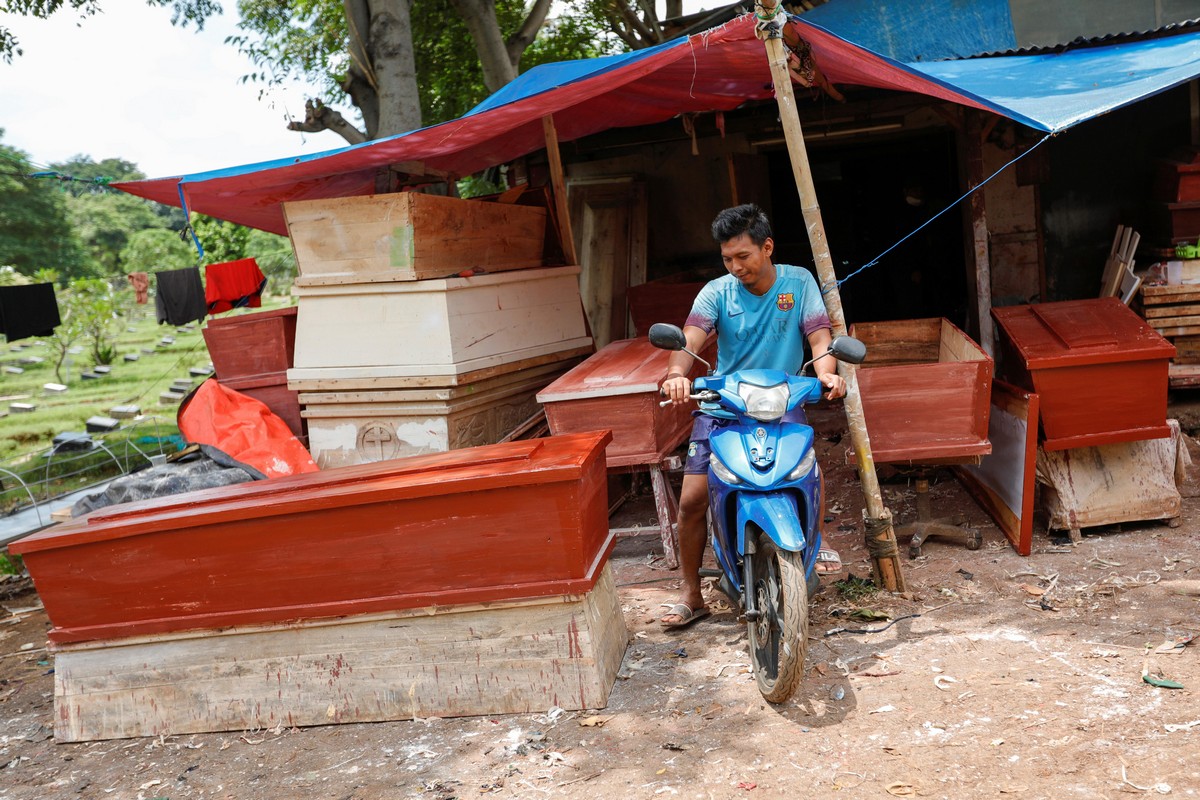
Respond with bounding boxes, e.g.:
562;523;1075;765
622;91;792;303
767;130;967;328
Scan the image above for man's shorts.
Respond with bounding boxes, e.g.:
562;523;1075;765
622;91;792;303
683;407;808;475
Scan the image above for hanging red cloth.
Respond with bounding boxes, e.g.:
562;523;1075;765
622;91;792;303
204;257;267;315
127;272;149;304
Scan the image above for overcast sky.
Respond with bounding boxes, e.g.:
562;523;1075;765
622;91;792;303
0;4;346;179
1;3;713;181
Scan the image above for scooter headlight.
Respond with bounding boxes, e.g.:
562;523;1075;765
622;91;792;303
737;382;790;421
786;449;817;481
709;453;742;485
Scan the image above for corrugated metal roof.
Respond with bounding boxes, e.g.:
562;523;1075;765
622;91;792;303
967;17;1200;59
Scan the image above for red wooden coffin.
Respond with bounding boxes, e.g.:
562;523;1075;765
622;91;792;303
626;275;709;337
202;307;303;437
992;298;1176;451
537;337;713;468
850;318;992;465
10;431;613;644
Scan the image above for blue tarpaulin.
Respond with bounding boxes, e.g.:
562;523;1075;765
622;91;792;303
114;14;1200;234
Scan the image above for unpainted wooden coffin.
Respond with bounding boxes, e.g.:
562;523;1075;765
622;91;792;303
849;318;993;465
992;298;1175;450
283;192;547;285
288;266;593;377
537;336;713;468
300;358;579;467
10;431;614;645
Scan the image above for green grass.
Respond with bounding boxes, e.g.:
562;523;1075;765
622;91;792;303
0;295;294;462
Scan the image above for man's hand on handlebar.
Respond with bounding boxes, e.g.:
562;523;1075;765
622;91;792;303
661;374;692;404
819;371;847;401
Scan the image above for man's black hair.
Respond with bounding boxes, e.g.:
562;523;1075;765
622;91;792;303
711;204;772;246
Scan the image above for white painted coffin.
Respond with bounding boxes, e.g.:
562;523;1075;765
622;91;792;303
288;266;592;378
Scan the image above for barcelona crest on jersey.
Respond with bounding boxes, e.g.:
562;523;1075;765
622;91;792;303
776;292;795;311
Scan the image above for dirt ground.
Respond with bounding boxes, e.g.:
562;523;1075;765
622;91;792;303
3;403;1200;800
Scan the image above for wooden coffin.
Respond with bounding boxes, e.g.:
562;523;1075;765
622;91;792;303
283;193;547;285
537;336;714;468
993;297;1175;450
202;307;303;437
10;431;614;645
202;306;297;379
289;266;593;377
51;565;626;742
626;274;709;336
300;358;578;467
849;318;993;465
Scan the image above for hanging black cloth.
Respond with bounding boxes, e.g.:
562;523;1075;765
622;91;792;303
154;267;207;326
0;282;61;342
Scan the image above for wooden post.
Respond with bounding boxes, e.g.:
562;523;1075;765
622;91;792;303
965;110;995;356
756;4;906;592
543;115;579;266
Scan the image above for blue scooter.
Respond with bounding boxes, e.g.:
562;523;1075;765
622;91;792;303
649;323;866;703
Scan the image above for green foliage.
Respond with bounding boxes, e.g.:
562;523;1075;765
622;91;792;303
120;228;196;273
41;278;125;379
231;0;627;133
0;130;90;279
0;552;22;576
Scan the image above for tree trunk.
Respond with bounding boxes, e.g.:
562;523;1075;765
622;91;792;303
368;0;422;138
449;0;518;93
665;0;682;17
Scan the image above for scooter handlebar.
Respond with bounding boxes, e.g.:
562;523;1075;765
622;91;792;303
659;390;719;407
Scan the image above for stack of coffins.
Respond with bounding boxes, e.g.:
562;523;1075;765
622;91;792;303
10;431;627;741
282;193;593;467
1153;147;1200;243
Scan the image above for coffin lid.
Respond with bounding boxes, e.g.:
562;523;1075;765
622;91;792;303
204;305;297;329
10;430;611;556
992;298;1176;369
538;337;683;402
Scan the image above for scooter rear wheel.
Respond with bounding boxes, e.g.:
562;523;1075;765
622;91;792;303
747;533;809;703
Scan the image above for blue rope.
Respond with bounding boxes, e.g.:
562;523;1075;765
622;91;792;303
177;183;205;259
826;131;1054;294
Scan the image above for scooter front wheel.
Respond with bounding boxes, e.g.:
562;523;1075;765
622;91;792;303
747;533;809;703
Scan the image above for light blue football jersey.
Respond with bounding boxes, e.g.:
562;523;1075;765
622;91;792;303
684;264;831;376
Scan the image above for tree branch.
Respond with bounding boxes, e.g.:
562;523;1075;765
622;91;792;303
506;0;552;65
287;99;368;145
616;2;658;45
635;0;663;40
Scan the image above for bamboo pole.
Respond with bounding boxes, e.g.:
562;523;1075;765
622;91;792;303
755;4;906;592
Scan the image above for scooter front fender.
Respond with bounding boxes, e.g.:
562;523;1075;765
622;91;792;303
736;491;807;554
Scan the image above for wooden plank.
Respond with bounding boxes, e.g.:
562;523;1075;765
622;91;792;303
851;318;942;366
1150;324;1200;338
1143;302;1200;318
937;318;988;364
1149;314;1200;328
52;565;627;742
956;380;1038;556
543;115;578;266
1141;284;1200;303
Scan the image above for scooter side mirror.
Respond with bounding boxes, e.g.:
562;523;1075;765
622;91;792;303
648;323;688;351
829;335;867;365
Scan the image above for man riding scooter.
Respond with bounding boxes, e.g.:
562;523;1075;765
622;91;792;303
658;204;845;630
